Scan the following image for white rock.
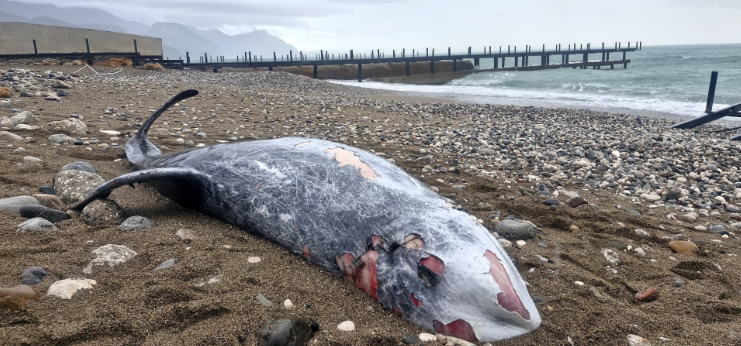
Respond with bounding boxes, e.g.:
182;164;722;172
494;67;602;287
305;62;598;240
627;334;652;346
23;156;42;163
640;193;661;202
634;229;650;238
573;159;591;167
337;320;355;332
694;225;707;231
98;130;121;136
498;238;512;247
82;244;137;274
419;333;437;342
47;278;96;299
283;299;294;309
248;256;261;263
0;130;24;141
515;240;526;248
714;196;727;204
0;195;39;214
601;249;620;265
634;248;646;257
47;118;87;134
17;217;57;232
574;281;585;286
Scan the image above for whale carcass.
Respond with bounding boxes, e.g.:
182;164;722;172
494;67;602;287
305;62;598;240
69;90;541;342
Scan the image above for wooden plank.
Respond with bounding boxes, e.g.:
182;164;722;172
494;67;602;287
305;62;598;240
672;103;741;129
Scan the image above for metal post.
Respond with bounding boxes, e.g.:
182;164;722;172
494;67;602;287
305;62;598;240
406;61;410;76
313;65;318;79
249;52;252;64
358;63;362;82
431;60;434;74
393;50;396;58
351;49;354;60
453;59;457;72
448;47;450;56
33;39;37;54
186;52;190;65
85;38;91;54
273;52;277;62
402;49;405;58
290;50;293;61
321;50;324;61
468;47;471;55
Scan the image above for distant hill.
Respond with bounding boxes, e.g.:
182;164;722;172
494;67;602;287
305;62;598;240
0;0;148;35
0;0;300;60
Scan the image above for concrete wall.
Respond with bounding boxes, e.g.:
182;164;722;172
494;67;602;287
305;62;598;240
0;22;162;56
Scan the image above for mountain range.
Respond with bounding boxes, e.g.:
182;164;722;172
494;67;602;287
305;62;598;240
0;0;298;60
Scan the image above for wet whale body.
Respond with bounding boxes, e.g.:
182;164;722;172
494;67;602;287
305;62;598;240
69;90;541;342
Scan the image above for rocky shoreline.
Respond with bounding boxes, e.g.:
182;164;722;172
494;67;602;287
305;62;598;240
1;65;741;345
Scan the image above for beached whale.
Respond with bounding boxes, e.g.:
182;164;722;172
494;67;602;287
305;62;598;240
69;90;541;342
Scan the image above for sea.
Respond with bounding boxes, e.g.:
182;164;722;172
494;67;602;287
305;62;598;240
330;44;741;118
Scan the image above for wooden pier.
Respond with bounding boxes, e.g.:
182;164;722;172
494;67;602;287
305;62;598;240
181;41;642;81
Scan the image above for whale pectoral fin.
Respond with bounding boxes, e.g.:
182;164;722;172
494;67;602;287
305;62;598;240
66;168;206;211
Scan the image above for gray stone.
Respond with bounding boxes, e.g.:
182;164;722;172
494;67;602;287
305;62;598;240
451;184;466;190
537;184;552;196
60;161;97;174
709;224;726;232
47;118;87;134
56;90;70;97
256;314;316;346
83;244;137;274
20;267;48;285
120;216;156;231
80;199;124;227
11;147;26;154
38;186;55;195
45;95;61;102
47;133;76;144
10;111;39;126
17;217;57;232
494;219;542;240
726;205;740;213
19;204;71;223
154;258;178;270
542;199;561;206
402;334;420;344
256;293;274;307
672;277;687;287
0;131;24;141
0;195;40;214
53;170;105;203
626;209;642;216
51;80;71;89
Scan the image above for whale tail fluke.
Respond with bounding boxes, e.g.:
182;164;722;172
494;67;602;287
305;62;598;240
126;90;199;166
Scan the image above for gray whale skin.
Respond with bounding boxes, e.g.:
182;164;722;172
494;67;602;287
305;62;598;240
69;90;541;342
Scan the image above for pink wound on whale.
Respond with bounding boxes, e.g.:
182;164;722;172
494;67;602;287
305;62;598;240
302;245;311;259
420;255;445;276
335;250;380;300
433;319;479;342
484;250;531;320
325;148;378;180
410;293;423;307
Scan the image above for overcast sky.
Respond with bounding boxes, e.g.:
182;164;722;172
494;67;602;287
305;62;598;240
14;0;741;52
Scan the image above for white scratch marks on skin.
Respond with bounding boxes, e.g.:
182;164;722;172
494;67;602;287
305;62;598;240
325;148;378;180
294;141;310;147
255;161;287;179
256;205;270;217
279;214;293;222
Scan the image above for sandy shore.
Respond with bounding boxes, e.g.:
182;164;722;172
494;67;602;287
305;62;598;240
2;64;741;346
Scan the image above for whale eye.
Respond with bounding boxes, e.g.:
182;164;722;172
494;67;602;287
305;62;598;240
417;254;445;286
403;233;425;250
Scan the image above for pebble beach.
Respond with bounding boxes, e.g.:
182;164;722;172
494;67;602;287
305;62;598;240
2;64;741;346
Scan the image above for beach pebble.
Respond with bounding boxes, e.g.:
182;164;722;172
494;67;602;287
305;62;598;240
567;197;588;208
627;334;652;346
498;238;512;247
154;258;178;270
19;205;71;223
82;244;137;274
634;229;650;238
337;320;355;332
672;277;687;287
419;333;436;342
402;334;420;344
53;170;105;203
11;147;26;154
59;161;97;174
33;194;65;210
601;249;620;265
635;287;658;301
51;80;72;89
542;198;560;206
38;186;55;195
0;131;24;141
0;195;39;214
256;293;274;307
10;111;38;126
47;134;76;144
80;199;124;227
515;240;527;248
119;216;156;231
47;118;87;133
20;267;48;285
634;248;646;257
47;278;96;299
537;184;551;196
256;314;316;346
17;217;57;232
283;299;294;309
175;228;197;244
248;256;262;263
494;219;542;240
23;156;42;163
668;241;697;255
